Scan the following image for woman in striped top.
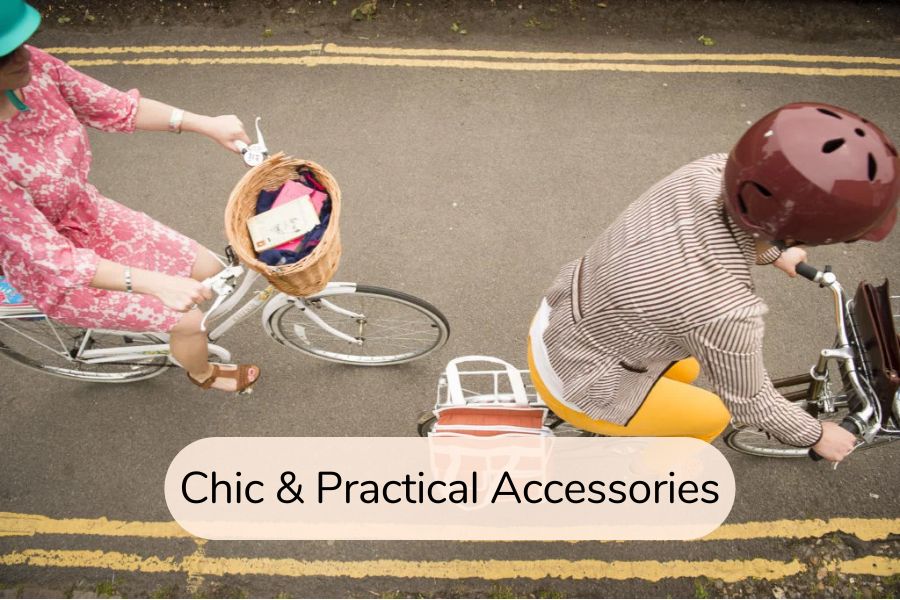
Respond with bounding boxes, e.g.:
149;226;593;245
528;102;899;463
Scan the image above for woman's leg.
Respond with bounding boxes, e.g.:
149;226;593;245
190;247;225;281
662;358;701;384
169;308;211;375
169;308;259;392
170;248;258;392
528;338;730;442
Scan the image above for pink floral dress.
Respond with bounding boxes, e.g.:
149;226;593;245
0;46;198;333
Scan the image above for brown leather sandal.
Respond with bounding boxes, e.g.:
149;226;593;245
187;364;261;395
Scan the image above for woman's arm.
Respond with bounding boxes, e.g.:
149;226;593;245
754;240;809;277
134;98;251;153
91;258;212;312
42;47;250;149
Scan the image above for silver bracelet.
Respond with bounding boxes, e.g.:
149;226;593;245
168;108;184;134
124;267;133;293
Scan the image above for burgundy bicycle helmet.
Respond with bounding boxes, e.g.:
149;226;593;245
724;102;900;245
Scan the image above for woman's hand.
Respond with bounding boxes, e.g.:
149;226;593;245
152;274;213;312
811;421;857;463
181;112;251;153
773;246;809;277
135;100;251;153
196;114;252;153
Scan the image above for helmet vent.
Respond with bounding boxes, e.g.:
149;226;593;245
855;128;865;137
817;108;842;119
752;183;773;197
867;153;877;181
822;138;845;154
737;192;749;215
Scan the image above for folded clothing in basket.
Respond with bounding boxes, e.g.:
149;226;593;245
255;171;332;266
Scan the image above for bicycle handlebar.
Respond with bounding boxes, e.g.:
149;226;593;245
808;417;860;461
792;262;873;462
795;262;819;282
194;116;268;329
236;117;268;167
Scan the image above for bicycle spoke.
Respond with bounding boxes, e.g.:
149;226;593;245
270;287;448;365
0;316;168;382
0;318;77;359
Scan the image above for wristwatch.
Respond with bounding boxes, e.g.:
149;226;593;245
168;108;184;134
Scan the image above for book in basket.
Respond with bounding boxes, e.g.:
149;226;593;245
247;196;320;252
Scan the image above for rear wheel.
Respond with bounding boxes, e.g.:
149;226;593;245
0;315;169;383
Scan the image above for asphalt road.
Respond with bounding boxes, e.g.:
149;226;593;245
1;3;899;597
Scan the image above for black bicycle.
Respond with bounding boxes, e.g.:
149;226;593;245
724;263;900;459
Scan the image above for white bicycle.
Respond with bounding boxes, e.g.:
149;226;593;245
0;122;449;383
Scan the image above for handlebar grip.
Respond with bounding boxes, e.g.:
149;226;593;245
795;262;819;282
808;418;860;461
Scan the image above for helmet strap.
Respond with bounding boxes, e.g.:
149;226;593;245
4;89;29;112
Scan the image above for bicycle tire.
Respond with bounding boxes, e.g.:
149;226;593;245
267;285;450;366
722;374;891;458
0;316;169;383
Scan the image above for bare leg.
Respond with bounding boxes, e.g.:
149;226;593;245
169;308;211;375
191;247;226;281
170;247;259;392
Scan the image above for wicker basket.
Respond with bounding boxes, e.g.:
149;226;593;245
224;152;341;297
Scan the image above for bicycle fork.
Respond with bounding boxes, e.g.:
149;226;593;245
286;297;365;346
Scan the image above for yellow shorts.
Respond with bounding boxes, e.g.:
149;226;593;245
527;305;730;443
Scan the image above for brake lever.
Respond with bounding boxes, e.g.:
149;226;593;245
235;117;269;167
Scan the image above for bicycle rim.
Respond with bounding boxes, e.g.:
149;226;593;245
722;398;892;458
268;285;450;366
0;316;169;383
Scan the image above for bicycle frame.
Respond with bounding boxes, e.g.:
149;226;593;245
0;263;369;369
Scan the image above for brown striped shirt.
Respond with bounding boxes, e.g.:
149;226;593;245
542;154;823;447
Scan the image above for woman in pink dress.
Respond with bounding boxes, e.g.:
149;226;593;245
0;1;259;393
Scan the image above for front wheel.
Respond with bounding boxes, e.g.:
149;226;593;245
722;373;889;458
267;285;450;366
723;404;853;458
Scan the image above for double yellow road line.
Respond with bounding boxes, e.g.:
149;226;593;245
1;512;897;582
3;549;896;582
8;38;900;586
41;43;900;78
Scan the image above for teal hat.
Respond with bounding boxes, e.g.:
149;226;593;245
0;0;40;56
